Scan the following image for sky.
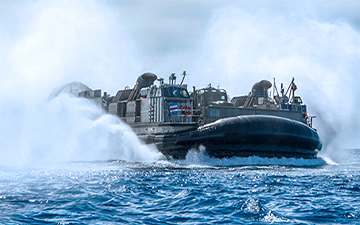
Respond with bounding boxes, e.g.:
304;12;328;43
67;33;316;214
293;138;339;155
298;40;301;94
0;0;359;163
1;0;359;92
1;0;359;88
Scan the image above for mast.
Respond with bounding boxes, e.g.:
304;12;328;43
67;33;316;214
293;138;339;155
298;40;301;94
180;71;187;85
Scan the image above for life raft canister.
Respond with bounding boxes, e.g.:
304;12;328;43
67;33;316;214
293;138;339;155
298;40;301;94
181;105;191;115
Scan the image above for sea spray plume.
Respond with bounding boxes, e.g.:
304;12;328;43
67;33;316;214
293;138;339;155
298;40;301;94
47;82;92;102
0;93;162;167
0;0;160;166
45;94;163;163
193;6;360;160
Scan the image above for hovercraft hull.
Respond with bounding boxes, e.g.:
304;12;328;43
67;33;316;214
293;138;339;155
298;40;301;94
145;115;322;159
50;76;323;160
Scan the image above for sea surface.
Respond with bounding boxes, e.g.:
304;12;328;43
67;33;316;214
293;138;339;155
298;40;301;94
0;149;359;225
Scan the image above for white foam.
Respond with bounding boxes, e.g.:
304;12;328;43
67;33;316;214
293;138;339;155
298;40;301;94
175;148;327;167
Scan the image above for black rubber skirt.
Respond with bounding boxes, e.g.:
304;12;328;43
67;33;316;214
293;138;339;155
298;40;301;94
149;115;322;159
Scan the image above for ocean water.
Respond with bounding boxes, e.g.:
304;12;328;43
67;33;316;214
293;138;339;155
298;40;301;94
0;149;359;224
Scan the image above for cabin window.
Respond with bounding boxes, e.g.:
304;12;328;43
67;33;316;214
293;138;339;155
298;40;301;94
204;92;227;102
163;88;172;97
162;87;189;98
294;96;303;104
258;97;264;105
179;88;189;98
172;88;180;97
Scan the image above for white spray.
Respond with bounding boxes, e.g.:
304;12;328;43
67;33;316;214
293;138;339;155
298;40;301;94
191;6;360;161
0;0;161;167
0;94;162;167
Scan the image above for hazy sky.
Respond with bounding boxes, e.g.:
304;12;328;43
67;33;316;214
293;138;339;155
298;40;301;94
1;0;359;90
109;0;360;82
108;0;360;62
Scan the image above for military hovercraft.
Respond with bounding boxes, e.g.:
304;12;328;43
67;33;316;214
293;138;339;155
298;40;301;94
50;72;322;159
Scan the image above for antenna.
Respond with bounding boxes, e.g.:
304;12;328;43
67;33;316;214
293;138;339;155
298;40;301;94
273;77;276;98
180;71;187;85
290;77;297;105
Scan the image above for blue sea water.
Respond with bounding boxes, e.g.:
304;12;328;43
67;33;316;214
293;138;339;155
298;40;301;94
0;150;359;224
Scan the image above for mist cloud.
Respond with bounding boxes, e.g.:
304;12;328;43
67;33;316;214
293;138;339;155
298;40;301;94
193;5;360;153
